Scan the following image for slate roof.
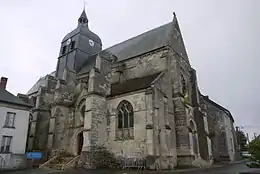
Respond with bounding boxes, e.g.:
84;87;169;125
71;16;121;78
0;88;33;108
62;10;101;44
28;21;173;95
103;22;172;61
110;73;161;97
62;26;102;45
27;71;55;95
202;95;234;123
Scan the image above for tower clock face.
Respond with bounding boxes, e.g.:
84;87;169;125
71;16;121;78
89;39;94;47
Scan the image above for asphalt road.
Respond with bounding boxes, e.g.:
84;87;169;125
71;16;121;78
3;162;260;174
174;162;260;174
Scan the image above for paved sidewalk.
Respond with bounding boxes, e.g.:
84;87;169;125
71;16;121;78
2;160;254;174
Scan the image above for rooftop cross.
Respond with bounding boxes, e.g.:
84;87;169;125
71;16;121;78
83;0;87;11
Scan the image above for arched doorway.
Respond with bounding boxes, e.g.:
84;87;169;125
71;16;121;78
77;131;84;155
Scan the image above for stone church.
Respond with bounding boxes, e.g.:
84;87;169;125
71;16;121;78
24;9;234;169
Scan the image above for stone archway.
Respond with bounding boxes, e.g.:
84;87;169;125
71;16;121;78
77;131;84;155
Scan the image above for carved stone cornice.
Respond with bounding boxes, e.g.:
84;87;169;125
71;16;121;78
145;88;153;95
32;107;50;112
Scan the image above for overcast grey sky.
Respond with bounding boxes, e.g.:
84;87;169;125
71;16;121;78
0;0;259;138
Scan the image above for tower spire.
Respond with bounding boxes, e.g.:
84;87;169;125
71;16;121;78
78;3;88;26
83;0;86;11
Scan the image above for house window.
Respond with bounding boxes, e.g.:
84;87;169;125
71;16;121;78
70;41;75;50
62;46;67;54
116;100;134;140
4;112;15;128
0;136;12;153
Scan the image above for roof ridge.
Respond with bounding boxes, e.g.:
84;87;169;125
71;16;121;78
104;21;172;51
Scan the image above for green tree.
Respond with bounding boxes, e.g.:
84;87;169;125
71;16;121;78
248;137;260;161
237;130;248;151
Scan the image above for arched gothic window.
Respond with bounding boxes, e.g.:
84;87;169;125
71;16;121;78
116;100;134;140
188;120;198;154
81;105;86;118
78;99;86;118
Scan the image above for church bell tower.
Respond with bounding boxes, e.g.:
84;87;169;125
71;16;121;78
55;9;102;79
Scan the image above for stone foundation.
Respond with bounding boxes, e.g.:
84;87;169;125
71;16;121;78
80;147;120;169
177;155;195;167
80;150;176;170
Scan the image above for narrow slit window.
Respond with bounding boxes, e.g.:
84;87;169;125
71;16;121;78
70;41;75;50
62;46;67;54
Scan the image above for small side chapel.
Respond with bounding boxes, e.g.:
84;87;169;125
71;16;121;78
26;9;212;169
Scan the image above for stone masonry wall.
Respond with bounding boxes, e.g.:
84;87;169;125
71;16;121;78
33;87;53;151
203;98;234;162
167;49;195;165
80;55;112;167
110;48;168;84
152;72;177;168
107;92;147;158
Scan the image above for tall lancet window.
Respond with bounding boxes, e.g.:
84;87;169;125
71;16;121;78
78;99;86;126
181;74;186;94
116;100;134;140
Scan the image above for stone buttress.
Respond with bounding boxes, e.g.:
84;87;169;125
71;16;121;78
80;54;114;167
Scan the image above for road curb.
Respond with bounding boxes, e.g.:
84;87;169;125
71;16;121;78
150;160;246;173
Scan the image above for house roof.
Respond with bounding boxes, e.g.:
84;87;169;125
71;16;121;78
109;73;161;97
103;22;172;62
0;88;33;108
202;95;234;123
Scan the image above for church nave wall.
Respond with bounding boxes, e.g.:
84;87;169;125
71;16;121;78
106;92;147;158
110;48;169;84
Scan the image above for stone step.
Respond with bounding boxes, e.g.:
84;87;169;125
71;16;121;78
48;164;63;170
44;156;75;170
49;157;74;165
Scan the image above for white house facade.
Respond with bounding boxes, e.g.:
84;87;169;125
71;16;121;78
0;77;32;170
